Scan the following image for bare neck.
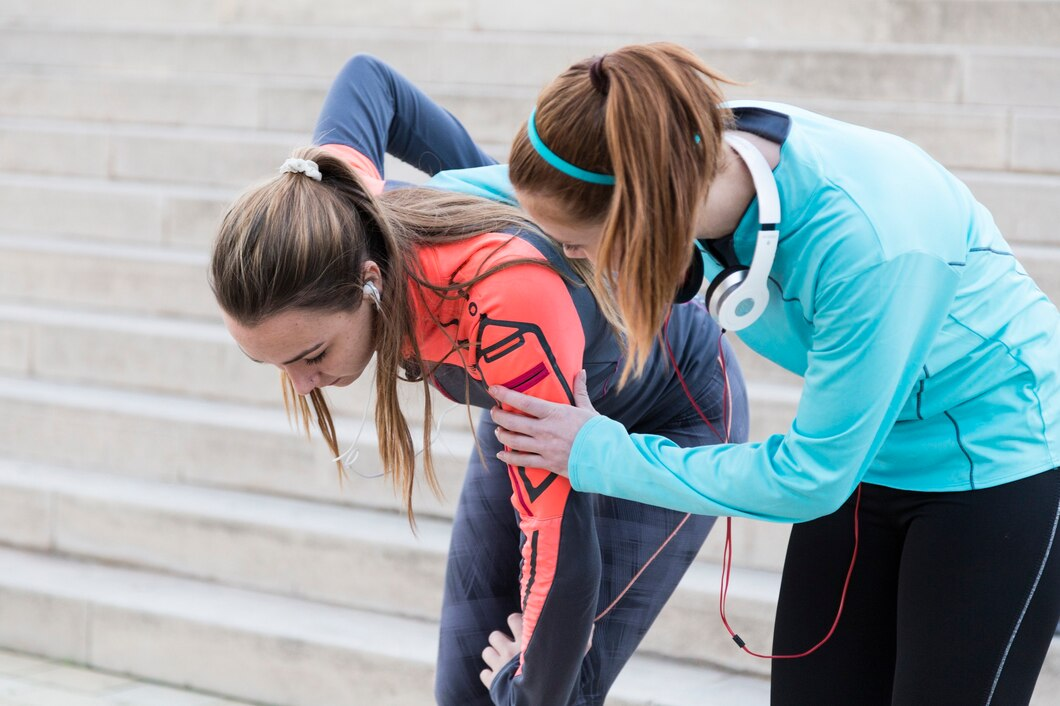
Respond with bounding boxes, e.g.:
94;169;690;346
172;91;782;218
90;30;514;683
694;130;781;240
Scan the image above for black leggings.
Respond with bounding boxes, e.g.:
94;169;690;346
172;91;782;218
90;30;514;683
772;468;1060;706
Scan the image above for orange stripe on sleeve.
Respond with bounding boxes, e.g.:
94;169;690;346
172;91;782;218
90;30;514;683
319;143;385;195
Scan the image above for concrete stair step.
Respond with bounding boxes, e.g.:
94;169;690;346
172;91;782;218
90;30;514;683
5;156;1060;260
0;164;427;253
2;112;1059;243
957;170;1060;247
0;301;305;407
0;173;231;249
0;300;802;436
2;24;1059;109
0;234;218;319
0;544;436;706
3;217;1055;341
5;252;1057;449
0;366;797;573
0;116;503;189
4;66;1060;176
0;64;297;132
0;301;482;431
0;458;453;621
0;64;527;144
0;450;791;584
0;116;307;190
1;526;1055;704
0;373;788;535
0;650;258;706
0;374;472;519
884;0;1060;47
0;541;771;705
2;1;1058;47
0;458;786;671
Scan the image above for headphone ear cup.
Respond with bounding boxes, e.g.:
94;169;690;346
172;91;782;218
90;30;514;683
705;266;749;316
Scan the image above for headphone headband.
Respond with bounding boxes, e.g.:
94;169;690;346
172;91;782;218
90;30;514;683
723;134;780;227
706;134;781;331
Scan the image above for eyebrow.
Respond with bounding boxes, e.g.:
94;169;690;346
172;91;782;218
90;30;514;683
241;342;325;366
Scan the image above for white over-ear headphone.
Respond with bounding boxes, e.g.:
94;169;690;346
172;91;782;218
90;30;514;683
704;133;781;331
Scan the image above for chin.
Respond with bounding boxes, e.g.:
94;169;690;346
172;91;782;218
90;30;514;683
331;377;355;388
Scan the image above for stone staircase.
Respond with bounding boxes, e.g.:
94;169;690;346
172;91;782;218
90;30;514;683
0;1;1057;704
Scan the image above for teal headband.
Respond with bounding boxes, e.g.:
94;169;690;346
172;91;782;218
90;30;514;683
526;107;616;186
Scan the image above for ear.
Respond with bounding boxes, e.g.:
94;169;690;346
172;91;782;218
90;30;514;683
361;260;383;294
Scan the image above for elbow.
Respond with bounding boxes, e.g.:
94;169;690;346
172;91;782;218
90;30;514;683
774;438;864;522
339;53;389;82
794;478;858;522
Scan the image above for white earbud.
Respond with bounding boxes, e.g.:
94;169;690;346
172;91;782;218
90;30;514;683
362;281;381;309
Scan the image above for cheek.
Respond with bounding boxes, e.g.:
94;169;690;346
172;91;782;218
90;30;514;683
356;338;376;367
345;329;376;371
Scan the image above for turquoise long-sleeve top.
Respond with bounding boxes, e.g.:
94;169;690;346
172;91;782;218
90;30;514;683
429;101;1060;523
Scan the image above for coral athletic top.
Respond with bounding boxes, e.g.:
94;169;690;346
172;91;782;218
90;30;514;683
313;55;729;705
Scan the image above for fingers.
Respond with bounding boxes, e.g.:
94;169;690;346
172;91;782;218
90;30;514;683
488;629;512;652
493;425;538;452
573;369;593;409
491;406;541;436
506;612;523;639
488;384;551;417
479;617;523;690
495;449;547;469
479;641;504;689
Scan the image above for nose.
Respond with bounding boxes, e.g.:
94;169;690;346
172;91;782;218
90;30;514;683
285;367;318;396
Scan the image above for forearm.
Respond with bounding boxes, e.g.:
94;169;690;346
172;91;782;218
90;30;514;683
491;493;599;705
569;416;856;523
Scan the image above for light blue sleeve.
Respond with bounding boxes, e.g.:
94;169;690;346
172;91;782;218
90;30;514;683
568;252;962;523
426;164;518;206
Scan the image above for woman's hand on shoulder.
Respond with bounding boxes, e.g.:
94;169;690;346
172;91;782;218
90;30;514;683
490;370;598;476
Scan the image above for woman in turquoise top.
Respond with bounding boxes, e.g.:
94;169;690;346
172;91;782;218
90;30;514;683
459;42;1060;704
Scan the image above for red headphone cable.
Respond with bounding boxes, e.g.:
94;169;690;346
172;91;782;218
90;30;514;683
662;314;861;659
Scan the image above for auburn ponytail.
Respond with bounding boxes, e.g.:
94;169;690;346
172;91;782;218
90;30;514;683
510;42;733;384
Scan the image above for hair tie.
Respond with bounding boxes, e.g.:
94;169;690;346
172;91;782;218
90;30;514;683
588;55;610;95
280;158;322;182
526;107;616;186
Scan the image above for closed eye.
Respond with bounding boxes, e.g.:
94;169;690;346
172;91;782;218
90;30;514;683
305;350;327;365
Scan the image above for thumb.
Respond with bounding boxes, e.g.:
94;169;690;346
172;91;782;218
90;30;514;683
573;370;595;411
